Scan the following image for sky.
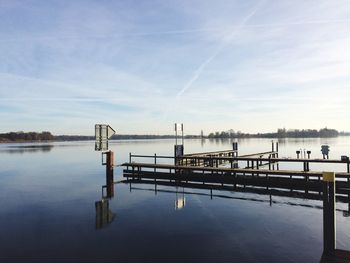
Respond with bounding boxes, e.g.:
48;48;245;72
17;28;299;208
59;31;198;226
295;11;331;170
1;0;350;135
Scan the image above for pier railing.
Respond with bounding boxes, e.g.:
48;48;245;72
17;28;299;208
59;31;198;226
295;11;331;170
127;152;350;173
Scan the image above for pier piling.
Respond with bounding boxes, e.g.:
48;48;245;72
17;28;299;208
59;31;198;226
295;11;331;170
105;151;114;198
323;172;335;256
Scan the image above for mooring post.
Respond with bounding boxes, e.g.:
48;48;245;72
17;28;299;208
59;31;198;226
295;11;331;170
307;150;311;159
154;153;157;174
233;142;238;156
347;162;350;207
232;142;239;168
106;151;114;198
323;171;336;256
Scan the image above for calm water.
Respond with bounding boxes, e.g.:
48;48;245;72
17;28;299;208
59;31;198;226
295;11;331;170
1;138;350;263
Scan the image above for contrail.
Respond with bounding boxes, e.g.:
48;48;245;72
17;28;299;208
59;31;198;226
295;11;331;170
176;0;266;98
0;97;348;102
2;18;350;43
160;0;266;123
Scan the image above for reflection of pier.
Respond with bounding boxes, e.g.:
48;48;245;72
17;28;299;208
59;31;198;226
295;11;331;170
124;178;350;209
124;178;350;214
122;163;350;201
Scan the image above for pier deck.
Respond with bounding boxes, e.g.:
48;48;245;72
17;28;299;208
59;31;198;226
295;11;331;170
122;162;350;199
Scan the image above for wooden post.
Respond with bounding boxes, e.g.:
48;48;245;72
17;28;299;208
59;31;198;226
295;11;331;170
233;142;238;157
154;153;157;173
347;163;350;206
323;172;336;256
154;153;157;176
106;151;114;198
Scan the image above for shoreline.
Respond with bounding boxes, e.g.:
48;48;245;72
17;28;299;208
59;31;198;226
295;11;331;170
1;135;349;144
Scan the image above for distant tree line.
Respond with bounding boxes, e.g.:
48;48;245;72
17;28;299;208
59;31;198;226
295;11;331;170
1;128;348;143
0;131;54;142
110;134;200;140
55;134;192;141
0;132;202;142
207;128;343;139
54;135;94;141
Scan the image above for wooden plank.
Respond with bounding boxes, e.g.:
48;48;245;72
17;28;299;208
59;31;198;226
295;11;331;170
122;162;350;178
184;149;236;156
122;169;350;198
180;156;349;164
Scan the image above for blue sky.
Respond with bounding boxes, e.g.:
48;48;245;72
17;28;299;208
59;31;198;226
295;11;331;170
1;0;350;135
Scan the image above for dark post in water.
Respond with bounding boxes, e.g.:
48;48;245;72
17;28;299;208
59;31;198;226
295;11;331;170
106;150;114;198
323;171;335;255
232;142;238;168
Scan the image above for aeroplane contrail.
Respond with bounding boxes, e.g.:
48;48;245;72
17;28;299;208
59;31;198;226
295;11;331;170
160;0;266;124
176;0;266;98
2;17;350;43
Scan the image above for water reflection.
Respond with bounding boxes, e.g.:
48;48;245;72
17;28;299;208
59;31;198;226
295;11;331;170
95;199;115;229
0;144;54;154
175;187;185;210
124;179;350;215
95;173;116;229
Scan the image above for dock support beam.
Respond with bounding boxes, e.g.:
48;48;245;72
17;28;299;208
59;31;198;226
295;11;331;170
323;172;335;256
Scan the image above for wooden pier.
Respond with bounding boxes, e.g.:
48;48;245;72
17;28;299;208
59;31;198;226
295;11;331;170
122;145;350;200
111;142;350;262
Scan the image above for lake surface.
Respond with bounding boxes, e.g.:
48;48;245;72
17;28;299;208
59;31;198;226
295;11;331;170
1;137;350;262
